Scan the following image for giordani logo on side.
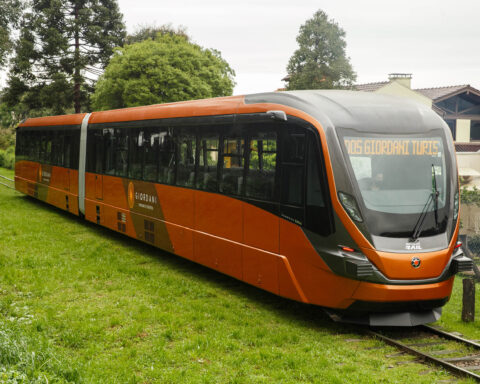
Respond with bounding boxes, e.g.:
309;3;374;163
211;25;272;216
128;182;135;209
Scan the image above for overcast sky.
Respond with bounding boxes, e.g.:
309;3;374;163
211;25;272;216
1;0;478;95
117;0;480;95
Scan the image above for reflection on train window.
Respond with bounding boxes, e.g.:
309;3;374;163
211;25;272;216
104;128;115;175
176;128;196;188
128;129;144;180
246;131;277;201
158;128;175;185
115;128;129;177
16;127;80;169
345;136;446;214
144;128;160;182
197;131;219;192
220;137;245;195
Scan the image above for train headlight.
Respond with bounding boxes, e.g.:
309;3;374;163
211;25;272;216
338;192;363;222
453;191;459;221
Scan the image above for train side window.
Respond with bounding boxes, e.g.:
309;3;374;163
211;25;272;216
144;128;159;182
280;125;306;225
64;131;71;168
86;129;96;172
114;128;128;177
196;130;219;192
104;128;116;175
51;131;63;166
281;131;305;206
128;128;144;180
34;131;41;162
30;131;37;161
245;131;277;201
220;136;245;196
43;131;53;164
157;127;175;185
305;132;332;236
39;133;45;163
15;130;22;158
176;127;196;188
71;129;80;169
93;129;104;173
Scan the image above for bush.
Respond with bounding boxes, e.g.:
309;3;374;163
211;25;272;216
0;146;15;169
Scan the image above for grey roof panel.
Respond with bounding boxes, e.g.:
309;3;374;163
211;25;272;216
245;90;446;134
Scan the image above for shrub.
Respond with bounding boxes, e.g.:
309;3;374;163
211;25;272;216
0;146;15;169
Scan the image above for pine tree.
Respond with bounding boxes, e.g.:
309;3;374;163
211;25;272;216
4;0;125;115
0;0;23;69
286;10;356;90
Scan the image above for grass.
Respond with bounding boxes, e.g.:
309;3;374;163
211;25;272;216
0;167;475;383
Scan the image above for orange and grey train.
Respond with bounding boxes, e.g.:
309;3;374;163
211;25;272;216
15;91;472;326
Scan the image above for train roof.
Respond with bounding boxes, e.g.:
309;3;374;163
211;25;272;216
19;90;446;135
246;90;446;135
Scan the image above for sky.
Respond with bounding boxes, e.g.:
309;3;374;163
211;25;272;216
116;0;480;95
1;0;479;95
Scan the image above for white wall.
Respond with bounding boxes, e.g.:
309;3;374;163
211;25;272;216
376;82;432;107
456;119;471;142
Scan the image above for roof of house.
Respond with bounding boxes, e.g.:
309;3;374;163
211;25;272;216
354;82;389;92
455;142;480;152
414;85;471;101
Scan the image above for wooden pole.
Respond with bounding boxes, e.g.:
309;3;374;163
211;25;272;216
462;278;475;322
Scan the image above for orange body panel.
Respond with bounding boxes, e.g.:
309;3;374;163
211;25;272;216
88;97;243;124
194;232;243;280
18;113;86;127
194;192;243;243
243;203;279;254
362;247;452;280
352;277;455;303
15;160;79;215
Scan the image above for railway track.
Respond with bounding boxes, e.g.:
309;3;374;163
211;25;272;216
0;174;14;189
368;324;480;381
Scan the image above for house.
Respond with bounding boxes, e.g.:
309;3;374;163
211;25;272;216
355;74;480;147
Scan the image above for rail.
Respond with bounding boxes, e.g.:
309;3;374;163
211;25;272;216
0;174;14;190
368;325;480;381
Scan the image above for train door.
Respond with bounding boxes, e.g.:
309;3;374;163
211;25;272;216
280;124;305;226
279;122;333;236
95;174;103;200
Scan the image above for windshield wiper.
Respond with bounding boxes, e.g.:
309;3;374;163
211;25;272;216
409;164;439;242
431;164;439;229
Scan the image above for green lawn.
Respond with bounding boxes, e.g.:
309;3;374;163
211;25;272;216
0;167;474;383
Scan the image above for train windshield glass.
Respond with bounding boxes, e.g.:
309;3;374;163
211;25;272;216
343;135;449;237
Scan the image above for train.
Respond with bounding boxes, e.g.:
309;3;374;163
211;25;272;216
14;90;472;326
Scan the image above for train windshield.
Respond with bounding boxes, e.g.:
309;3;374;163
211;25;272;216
343;135;450;237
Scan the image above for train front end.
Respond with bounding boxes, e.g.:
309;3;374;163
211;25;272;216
304;92;471;326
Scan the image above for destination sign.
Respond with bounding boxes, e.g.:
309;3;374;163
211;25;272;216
344;137;442;157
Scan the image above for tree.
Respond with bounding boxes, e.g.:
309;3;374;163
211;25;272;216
4;0;125;115
0;0;23;69
286;10;356;90
91;34;235;111
125;23;189;45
